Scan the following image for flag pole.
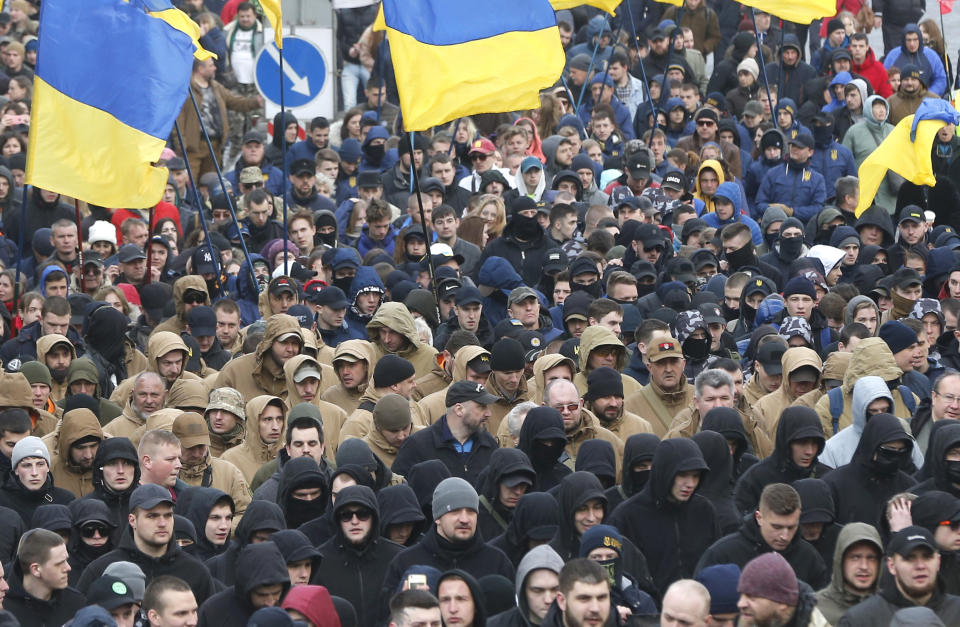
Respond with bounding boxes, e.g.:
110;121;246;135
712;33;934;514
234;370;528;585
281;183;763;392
939;3;953;92
145;205;153;284
575;30;605;114
172;121;225;296
624;0;658;132
409;149;441;325
12;184;27;310
658;6;683;110
750;8;775;120
187;89;259;294
73;199;84;285
279;40;290;277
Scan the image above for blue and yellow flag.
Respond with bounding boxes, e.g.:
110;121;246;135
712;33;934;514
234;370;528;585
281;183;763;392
550;0;621;14
27;0;204;208
374;0;565;132
740;0;833;24
855;100;960;217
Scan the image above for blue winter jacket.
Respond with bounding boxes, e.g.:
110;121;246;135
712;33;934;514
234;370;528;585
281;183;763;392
755;161;827;222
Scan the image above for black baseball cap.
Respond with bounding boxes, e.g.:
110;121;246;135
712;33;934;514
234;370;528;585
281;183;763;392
788;132;814;149
899;207;925;225
756;341;787;375
118;244;146;263
662;170;686;192
517;330;545;362
269;276;298;297
888;526;938;557
892;268;923;290
290;158;315;177
699;303;725;326
634;223;664;248
466;353;492;375
445;381;499;406
186;305;216;337
543;249;567;275
87;576;137;611
455;285;483;306
437;278;462;302
129;484;174;511
307;285;349;309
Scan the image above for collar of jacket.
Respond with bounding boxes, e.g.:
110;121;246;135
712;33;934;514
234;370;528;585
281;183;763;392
650;378;689;405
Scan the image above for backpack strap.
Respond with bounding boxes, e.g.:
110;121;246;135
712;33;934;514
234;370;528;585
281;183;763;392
828;387;844;435
898;385;917;415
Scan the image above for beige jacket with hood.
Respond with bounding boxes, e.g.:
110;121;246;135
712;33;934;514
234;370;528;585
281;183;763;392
793;351;851;409
152;275;209;337
36;334;75;402
284;355;348;451
110;332;202;407
752;347;823;439
499;354;576;447
366;302;438;378
319;339;376;414
418;346;491;425
565;408;624;475
216;314;304;402
573;327;642;399
484;367;531;437
221;395;287;482
624;376;695;437
0;372;57;437
814;337;918;437
49;408;102;498
338;385;426;445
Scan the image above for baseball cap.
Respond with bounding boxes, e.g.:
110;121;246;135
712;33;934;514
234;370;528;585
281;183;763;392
521;156;543;173
888;526;938;557
129;484;174;511
117;244;146;263
508;286;539;306
445;381;499;406
788;132;814;149
626;152;652;180
293;362;324;383
290;158;315;177
242;130;266;145
269;276;298;297
239;166;263;184
468;138;496;156
899;207;925;225
357;170;382;188
757;341;787;375
648;338;683;362
465;353;492;375
206;387;245;420
661;170;686;192
186;306;216;337
892;268;923;290
309;285;350;310
789;365;820;383
699;303;725;326
543;249;567;275
87;576;137;611
634;223;664;248
517;330;545;362
437;278;462;302
172;412;211;449
455;285;483;306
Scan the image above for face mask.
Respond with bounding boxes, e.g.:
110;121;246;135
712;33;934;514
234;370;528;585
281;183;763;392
725;241;754;271
610;297;638;307
286;495;328;530
595;557;618;588
630;468;651;492
511;214;541;240
333;275;354;293
779;235;803;258
812;124;833;146
946;460;960;484
637;283;656;298
740;302;757;325
722;302;739;322
571;280;602;299
763;230;778;250
817;223;838;245
364;143;385;165
318;231;337;247
683;335;711;360
531;441;561;468
874;446;908;474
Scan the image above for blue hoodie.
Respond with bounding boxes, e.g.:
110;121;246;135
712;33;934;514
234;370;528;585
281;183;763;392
39;264;68;297
883;24;948;96
344;266;385;338
700;182;763;246
821;72;853;114
477;256;524;327
360;126;397;173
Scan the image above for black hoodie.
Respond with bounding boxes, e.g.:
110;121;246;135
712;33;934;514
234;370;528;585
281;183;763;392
793;478;843;569
276;456;329;530
197;541;291;627
406;459;452;523
734;406;831;514
839;575;960;626
914;422;960;497
268;529;322;584
205;499;286;586
823;413;918;527
82;437;141;539
488;492;561;568
436;569;488;627
177;486;233;562
477;448;536;542
317;485;405;627
608;438;718;592
377;484;427;547
692;430;740;535
0;467;75;527
605;433;659;511
3;560;86;627
575;440;617;489
66;498;116;585
549;471;607;562
518;407;572;492
299;464;375;547
701;407;759;480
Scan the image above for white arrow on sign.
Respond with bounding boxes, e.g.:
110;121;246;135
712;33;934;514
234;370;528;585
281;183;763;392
264;43;311;96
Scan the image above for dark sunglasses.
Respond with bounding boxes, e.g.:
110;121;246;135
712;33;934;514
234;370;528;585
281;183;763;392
338;508;373;523
183;292;206;305
81;524;109;538
697;120;716;127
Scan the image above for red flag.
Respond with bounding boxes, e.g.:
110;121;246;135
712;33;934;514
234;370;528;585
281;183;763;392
941;0;954;14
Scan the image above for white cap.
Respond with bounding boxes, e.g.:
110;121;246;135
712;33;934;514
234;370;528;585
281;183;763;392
430;242;455;257
88;221;117;246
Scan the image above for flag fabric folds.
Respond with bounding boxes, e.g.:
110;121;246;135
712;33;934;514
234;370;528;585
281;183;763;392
855;100;960;217
740;0;833;25
941;0;954;14
258;0;283;49
26;0;198;208
374;0;565;132
549;0;622;14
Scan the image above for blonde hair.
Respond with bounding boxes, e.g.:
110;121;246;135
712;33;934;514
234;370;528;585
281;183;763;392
469;194;506;239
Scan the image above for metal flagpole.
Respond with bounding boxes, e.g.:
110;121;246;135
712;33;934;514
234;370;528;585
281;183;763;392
624;0;658;131
280;41;290;277
750;8;775;116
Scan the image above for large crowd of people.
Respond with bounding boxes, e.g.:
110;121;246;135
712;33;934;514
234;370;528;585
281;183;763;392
3;0;960;625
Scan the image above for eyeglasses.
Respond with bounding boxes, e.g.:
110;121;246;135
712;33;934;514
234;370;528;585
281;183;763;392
338;509;373;523
81;524;109;538
242;181;263;189
551;403;580;413
697;120;716;127
471;154;490;162
183;292;206;305
936;391;960;404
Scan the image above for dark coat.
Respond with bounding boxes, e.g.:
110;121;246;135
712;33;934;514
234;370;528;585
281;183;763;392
197;542;290;627
517;407;572;492
604;433;660;512
391;415;498;489
3;561;86;627
479;221;560;287
692;431;741;535
476;448;535;542
838;580;960;626
204;500;286;586
608;438;719;592
81;437;140;541
488;492;561;568
0;471;75;527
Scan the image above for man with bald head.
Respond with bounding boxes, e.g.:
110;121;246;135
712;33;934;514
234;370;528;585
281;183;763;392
543;378;623;472
660;579;710;627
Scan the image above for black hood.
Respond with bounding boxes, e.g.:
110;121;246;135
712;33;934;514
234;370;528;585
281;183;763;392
928;422;960;489
554;471;606;555
691;430;733;499
233;500;286;547
855;205;895;245
852;413;913;472
793;478;835;524
277;456;330;529
332;485;380;545
32;504;71;531
407;460;452;520
773;407;825;464
437;569;488;627
644;438;709;506
377;484;426;540
234;541;290;607
479;448;536;501
518;407;567;468
503;492;561;555
177;486;233;558
91;437;141;497
575;440;617;487
268;529;321;570
67;498;116;563
701;407;750;463
621;433;660;496
336;438;394;490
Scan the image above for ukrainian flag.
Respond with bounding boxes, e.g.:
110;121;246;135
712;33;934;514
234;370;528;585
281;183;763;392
374;0;565;132
27;0;204;208
739;0;833;25
550;0;622;14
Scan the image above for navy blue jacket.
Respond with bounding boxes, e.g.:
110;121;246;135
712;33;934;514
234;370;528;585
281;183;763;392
810;141;856;202
755;160;827;222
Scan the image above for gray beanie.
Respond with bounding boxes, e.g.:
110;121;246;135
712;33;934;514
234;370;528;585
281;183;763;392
11;436;50;468
103;561;146;602
432;477;479;520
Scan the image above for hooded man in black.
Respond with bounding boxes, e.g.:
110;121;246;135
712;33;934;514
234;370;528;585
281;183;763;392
477;448;536;541
914;422;960;498
406;459;452;523
196;541;291;627
488;492;561;569
734;406;830;514
549;471;608;562
177;486;234;562
517;406;572;492
692;430;740;535
315;485;402;627
377;484;427;547
66;498;116;586
695;482;829;589
276;456;329;530
794;477;843;568
604;433;659;512
268;529;322;586
608;438;718;592
759;218;807;281
205;499;286;586
298;464;374;547
480;197;560;287
823;413;918;527
702;407;759;480
436;569;488;627
83;437;140;539
574;440;617;490
910;491;960;594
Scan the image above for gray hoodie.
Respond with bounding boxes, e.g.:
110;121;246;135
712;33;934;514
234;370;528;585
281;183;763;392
514;545;565;626
844;295;881;335
815;522;883;625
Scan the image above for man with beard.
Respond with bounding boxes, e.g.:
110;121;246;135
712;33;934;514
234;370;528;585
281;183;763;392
77;484;217;603
736;552;828;626
584;367;653;442
315;485;404;627
171;412;250;519
542;559;611;627
49;407;102;498
105;373;167;440
545;379;624;472
110;332;199;408
36;334;73;402
889;64;933;125
837;526;960;625
815;523;884;624
482;338;532;436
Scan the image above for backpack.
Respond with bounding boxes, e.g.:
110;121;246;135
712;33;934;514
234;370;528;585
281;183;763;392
827;385;917;435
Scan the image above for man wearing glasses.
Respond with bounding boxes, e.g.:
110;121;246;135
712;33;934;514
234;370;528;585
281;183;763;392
314;485;404;627
225;130;284;196
543;378;623;473
676;108;742;178
458;138;513;194
914;373;960;453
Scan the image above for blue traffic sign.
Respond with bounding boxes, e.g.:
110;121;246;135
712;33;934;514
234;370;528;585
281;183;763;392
255;36;327;108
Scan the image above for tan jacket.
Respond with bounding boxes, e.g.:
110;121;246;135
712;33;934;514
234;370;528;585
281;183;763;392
36;334;75;402
572;327;642;399
590;406;654;442
216;315;304;403
742;374;772;407
110;332;203;407
284;355;348;451
366;303;438;378
624;379;695;437
176;77;260;156
152;276;209;338
104;400;148;441
221;395;286;482
179;453;252;522
362;424;424;468
318;340;376;415
565;409;624;476
525;354;577;405
49;408;102;498
666;401;774;459
417;346;491;425
484;369;531;436
412;360;451;402
752;347;824;439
